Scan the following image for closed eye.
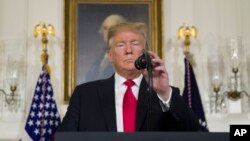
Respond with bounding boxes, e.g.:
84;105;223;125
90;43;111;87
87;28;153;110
115;42;126;48
131;41;141;47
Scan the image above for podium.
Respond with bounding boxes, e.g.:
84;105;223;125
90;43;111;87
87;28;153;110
55;132;229;141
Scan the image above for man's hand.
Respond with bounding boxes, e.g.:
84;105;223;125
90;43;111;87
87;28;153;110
142;51;171;101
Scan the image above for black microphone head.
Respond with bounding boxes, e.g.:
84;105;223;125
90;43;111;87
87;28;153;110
135;54;147;70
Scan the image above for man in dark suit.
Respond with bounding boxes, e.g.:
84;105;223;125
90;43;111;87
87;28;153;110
58;22;200;132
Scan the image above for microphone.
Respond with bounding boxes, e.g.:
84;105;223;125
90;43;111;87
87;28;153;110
135;52;149;70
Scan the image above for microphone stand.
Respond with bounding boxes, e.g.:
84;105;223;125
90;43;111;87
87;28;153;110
144;52;153;131
134;50;153;131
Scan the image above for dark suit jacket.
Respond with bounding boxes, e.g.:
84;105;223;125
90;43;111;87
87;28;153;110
58;75;200;132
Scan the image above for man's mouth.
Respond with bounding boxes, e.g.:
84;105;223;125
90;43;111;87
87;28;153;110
124;59;134;63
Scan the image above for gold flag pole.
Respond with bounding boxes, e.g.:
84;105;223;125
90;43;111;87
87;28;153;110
33;22;55;74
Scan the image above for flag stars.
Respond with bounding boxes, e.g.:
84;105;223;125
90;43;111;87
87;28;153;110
55;112;60;118
25;69;61;139
36;120;41;126
32;103;37;109
47;86;52;92
50;112;55;118
51;103;55;109
202;122;207;127
44;120;48;126
37;112;42;118
34;128;39;135
46;95;51;100
199;119;207;127
36;86;40;92
49;120;54;126
48;128;52;134
38;78;42;84
55;121;59;126
34;94;39;100
28;120;34;126
30;111;35;118
45;111;49;117
45;102;50;109
39;103;44;109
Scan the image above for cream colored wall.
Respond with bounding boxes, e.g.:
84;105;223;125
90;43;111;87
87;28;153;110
0;0;250;140
164;0;250;132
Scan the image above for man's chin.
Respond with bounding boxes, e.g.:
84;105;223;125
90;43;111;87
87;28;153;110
127;67;141;72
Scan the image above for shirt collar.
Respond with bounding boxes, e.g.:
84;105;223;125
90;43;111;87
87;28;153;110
114;72;143;88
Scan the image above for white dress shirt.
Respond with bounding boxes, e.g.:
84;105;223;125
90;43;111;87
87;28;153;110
114;73;172;132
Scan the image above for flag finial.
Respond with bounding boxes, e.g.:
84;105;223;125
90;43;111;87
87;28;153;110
34;22;55;74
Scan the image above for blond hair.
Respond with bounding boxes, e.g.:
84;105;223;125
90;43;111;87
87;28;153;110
107;22;147;50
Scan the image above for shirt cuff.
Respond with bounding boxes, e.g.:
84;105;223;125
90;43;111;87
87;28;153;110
157;87;172;112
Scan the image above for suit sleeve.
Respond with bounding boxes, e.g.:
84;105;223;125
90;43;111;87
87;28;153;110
57;86;81;131
160;87;200;131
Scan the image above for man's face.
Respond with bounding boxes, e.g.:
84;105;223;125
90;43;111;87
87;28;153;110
108;29;144;76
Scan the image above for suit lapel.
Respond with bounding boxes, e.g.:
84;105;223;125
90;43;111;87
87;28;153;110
136;78;149;131
97;75;117;131
97;76;150;131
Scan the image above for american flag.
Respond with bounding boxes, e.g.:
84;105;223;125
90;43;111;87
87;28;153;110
25;66;61;141
182;58;209;131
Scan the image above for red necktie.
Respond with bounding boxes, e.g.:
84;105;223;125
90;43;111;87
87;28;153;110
123;79;137;132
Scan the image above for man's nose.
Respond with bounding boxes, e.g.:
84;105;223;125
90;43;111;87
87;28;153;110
125;43;132;53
